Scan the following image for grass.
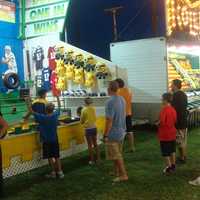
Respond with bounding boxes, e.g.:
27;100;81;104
2;128;200;200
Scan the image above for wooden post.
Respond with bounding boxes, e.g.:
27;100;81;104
104;6;123;41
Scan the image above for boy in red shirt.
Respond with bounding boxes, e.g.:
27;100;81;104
158;93;177;174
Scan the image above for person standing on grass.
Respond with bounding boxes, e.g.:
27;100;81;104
171;79;188;164
104;81;128;182
26;96;64;179
115;78;135;152
158;93;177;174
80;98;100;165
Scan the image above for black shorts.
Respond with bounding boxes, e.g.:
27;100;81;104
85;128;97;138
42;141;60;159
160;141;176;157
126;115;133;132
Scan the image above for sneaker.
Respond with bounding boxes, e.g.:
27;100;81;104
163;166;172;174
45;171;56;179
189;177;200;186
57;171;65;179
88;161;95;165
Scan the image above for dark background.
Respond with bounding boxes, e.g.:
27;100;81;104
67;0;166;60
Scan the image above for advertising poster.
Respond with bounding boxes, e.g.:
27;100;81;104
0;1;15;23
0;39;24;92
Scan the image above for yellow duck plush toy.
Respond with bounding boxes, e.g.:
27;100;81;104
95;62;111;80
74;53;85;84
85;72;96;88
56;77;67;91
64;50;75;80
84;56;96;88
55;45;65;76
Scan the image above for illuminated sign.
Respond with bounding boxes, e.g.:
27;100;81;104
167;0;200;37
26;1;69;38
0;1;15;23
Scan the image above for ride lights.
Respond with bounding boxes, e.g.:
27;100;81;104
167;0;200;37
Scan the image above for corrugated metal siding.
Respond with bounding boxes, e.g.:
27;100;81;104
110;37;168;103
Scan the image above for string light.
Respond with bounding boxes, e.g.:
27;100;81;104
167;0;200;37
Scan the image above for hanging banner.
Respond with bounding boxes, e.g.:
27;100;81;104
0;1;15;23
26;2;69;23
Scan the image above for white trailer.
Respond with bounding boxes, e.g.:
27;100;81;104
111;37;200;123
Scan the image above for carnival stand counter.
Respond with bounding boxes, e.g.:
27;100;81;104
0;116;105;178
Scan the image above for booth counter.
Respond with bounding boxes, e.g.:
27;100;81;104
0;116;105;178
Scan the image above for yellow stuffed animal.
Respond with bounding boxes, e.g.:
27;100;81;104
65;64;74;80
95;62;110;79
74;53;85;84
84;55;96;88
55;62;66;76
64;50;75;80
56;77;67;91
74;68;84;84
85;71;96;88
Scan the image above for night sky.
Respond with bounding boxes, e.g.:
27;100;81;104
67;0;166;60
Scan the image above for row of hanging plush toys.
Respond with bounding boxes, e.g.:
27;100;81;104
53;45;111;92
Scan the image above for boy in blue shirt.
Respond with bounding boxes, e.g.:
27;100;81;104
27;96;64;179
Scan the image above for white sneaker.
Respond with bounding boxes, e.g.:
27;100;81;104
57;171;65;179
88;161;95;165
189;177;200;186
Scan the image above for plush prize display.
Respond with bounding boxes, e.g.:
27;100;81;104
95;62;110;79
64;50;75;80
74;53;85;84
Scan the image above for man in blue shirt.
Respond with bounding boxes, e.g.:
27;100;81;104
104;81;128;183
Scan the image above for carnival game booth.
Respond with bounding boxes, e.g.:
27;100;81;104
110;0;200;126
0;39;121;178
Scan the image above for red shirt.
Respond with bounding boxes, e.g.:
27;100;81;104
158;105;177;141
50;71;61;97
48;47;56;70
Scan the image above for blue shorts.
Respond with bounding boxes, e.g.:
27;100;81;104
85;128;97;138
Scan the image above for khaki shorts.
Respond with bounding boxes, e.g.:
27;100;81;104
176;129;188;148
105;141;123;160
